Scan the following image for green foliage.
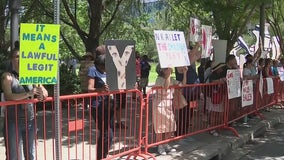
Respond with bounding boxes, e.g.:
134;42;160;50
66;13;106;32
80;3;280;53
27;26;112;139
45;64;81;96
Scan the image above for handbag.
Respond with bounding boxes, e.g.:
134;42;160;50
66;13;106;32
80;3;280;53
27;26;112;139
172;89;188;109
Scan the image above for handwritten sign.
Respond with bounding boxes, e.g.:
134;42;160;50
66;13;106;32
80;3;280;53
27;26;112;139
242;80;253;107
266;78;274;94
105;40;136;90
154;30;190;68
189;17;201;42
19;23;60;85
226;69;241;99
277;67;284;81
201;25;212;58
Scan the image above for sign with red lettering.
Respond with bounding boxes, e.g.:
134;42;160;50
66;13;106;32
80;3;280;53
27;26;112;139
242;80;253;107
189;17;201;42
154;30;190;68
201;25;212;58
226;69;241;99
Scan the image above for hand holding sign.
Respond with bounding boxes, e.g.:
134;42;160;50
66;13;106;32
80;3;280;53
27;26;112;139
189;42;202;64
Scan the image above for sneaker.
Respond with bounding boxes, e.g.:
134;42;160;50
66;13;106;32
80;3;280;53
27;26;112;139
157;145;167;155
164;144;176;153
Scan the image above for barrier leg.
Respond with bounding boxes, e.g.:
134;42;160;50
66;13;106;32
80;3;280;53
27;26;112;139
223;126;240;137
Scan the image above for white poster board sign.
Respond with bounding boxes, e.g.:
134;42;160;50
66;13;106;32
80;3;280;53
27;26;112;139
242;80;254;107
201;25;212;58
212;40;227;64
277;67;284;81
154;30;190;68
266;78;274;94
259;75;263;97
226;69;241;99
189;17;201;42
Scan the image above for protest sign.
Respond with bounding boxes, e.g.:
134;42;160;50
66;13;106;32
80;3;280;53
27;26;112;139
277;67;284;81
154;30;190;68
189;17;201;43
212;40;227;64
201;25;212;58
242;80;253;107
105;40;136;90
19;23;60;85
226;69;241;99
266;78;274;94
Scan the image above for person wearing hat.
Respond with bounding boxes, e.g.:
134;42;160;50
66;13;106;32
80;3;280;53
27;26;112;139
210;54;238;82
79;52;95;93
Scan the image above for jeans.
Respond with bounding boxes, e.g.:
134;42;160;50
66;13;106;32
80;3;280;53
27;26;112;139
91;100;114;160
3;119;36;160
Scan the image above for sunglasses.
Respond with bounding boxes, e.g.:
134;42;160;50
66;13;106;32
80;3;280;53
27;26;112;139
13;55;19;58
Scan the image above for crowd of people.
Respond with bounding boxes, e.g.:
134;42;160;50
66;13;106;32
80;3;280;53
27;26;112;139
2;40;284;159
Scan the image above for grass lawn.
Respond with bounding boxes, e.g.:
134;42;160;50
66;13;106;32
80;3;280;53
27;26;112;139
148;62;158;84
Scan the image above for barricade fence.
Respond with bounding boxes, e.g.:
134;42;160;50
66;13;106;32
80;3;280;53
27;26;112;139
0;77;282;160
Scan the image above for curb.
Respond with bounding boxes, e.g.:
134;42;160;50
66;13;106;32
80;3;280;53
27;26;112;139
210;113;284;160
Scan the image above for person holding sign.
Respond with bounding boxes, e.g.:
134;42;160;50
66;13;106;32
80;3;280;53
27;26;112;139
87;53;114;160
1;48;48;160
153;63;187;155
175;43;202;136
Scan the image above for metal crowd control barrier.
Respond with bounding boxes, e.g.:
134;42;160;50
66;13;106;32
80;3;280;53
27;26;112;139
143;82;228;156
0;89;145;160
0;77;283;159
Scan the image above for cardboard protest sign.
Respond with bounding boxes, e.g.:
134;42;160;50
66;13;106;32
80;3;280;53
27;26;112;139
105;40;136;90
242;80;253;107
212;40;227;64
226;69;241;99
154;30;190;68
277;67;284;81
266;78;274;94
19;23;60;85
201;25;212;58
189;17;201;42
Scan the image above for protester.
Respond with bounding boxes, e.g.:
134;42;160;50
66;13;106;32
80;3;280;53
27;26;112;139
79;52;95;93
87;53;113;160
204;60;213;83
153;63;187;155
258;58;265;75
262;58;273;78
133;51;141;99
2;48;48;160
139;54;151;97
271;59;279;76
243;54;258;79
175;43;202;135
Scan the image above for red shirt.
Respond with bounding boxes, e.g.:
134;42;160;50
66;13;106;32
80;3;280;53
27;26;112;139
136;58;141;77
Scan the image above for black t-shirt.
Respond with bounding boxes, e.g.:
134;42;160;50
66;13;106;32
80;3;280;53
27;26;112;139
210;65;228;82
175;66;199;84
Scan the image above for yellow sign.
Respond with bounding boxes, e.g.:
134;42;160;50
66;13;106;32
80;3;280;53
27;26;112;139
19;23;60;85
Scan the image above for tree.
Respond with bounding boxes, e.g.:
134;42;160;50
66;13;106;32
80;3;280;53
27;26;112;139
163;0;268;55
0;0;9;57
266;0;284;57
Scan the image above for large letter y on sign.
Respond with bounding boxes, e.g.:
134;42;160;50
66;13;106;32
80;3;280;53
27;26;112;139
107;45;134;89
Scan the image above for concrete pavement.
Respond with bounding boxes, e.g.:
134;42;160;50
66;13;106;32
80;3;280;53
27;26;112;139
147;107;284;160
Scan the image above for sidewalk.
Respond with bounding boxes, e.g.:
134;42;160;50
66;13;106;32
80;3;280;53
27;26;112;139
147;108;284;160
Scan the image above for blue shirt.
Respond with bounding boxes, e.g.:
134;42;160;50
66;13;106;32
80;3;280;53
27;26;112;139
87;66;107;108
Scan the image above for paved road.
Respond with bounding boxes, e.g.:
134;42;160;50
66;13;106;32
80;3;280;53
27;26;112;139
223;122;284;160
